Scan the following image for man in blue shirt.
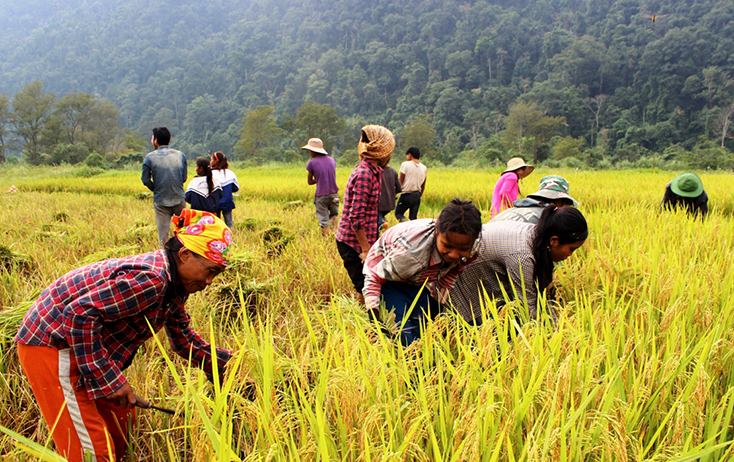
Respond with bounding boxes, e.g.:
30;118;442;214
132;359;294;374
141;127;188;246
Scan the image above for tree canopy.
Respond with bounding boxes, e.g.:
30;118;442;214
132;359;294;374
1;0;733;167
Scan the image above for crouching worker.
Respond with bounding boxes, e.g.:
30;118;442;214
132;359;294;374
362;198;482;346
14;209;232;462
450;206;588;326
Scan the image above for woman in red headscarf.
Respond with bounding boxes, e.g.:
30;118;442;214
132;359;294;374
14;210;232;462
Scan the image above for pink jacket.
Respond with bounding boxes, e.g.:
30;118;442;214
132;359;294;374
491;172;519;216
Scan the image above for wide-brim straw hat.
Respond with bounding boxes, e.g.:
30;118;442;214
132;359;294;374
302;138;328;155
527;175;579;207
502;157;534;175
670;172;703;198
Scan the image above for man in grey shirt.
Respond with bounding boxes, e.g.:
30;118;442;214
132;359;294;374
141;127;188;246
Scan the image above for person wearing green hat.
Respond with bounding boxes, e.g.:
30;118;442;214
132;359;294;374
661;173;708;219
491;175;578;224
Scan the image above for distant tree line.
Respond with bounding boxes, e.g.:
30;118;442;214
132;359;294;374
0;82;145;166
1;0;734;169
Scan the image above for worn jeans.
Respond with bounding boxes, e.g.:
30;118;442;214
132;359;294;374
154;200;186;247
381;281;440;347
218;209;234;229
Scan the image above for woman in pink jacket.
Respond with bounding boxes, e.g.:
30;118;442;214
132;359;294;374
491;157;534;216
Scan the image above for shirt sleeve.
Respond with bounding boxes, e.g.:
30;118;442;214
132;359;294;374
182;153;188;184
362;236;423;310
141;159;154;191
661;183;674;210
394;173;402;194
497;174;518;204
63;271;166;399
349;169;374;232
231;172;240;192
164;307;232;383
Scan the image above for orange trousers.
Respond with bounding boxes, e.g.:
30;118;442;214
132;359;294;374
17;344;136;462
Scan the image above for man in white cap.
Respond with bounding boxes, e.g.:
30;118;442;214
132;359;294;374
491;175;578;224
304;138;339;236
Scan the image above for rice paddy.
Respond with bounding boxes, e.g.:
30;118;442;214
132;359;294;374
1;163;734;461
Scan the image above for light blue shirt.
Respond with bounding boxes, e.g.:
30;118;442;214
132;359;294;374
141;146;188;207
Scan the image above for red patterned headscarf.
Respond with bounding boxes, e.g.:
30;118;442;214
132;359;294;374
172;210;232;266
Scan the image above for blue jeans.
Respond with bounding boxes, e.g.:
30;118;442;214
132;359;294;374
381;281;440;347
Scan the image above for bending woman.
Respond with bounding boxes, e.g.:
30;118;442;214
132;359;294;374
490;157;534;216
14;210;232;462
362;198;483;346
450;206;588;324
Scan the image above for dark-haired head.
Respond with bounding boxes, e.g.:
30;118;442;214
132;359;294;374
152;127;171;146
196;157;214;194
532;206;588;292
434;198;482;264
406;146;421;159
211;151;228;170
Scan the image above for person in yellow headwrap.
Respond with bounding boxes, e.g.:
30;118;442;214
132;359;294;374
335;124;395;305
14;209;232;462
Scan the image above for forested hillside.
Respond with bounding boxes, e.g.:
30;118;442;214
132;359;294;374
0;0;733;167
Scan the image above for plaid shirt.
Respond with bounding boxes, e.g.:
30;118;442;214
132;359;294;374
449;221;538;322
15;250;231;400
363;219;480;310
336;159;383;252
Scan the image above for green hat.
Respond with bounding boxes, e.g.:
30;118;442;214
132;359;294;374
527;175;579;207
670;173;703;198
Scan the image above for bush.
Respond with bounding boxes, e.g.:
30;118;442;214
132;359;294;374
84;152;107;168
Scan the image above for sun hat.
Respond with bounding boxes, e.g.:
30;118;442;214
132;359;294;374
358;125;395;161
527;175;579;207
301;138;328;155
503;157;534;175
172;209;232;266
670;172;703;198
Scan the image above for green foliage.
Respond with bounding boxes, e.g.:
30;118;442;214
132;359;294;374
551;136;586;161
294;101;348;156
12;82;55;165
234;106;281;160
0;0;734;167
83;152;107;168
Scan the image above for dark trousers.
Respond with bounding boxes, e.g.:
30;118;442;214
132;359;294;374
381;281;440;347
336;240;364;292
395;192;421;221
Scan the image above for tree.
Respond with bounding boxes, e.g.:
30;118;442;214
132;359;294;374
12;81;56;165
0;94;11;163
294;101;347;155
398;115;437;158
234;105;281;159
502;101;566;161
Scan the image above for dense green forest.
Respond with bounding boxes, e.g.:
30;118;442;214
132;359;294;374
0;0;733;168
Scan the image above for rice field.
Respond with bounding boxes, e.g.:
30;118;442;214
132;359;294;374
1;163;734;461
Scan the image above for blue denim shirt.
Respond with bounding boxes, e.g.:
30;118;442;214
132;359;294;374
141;146;188;207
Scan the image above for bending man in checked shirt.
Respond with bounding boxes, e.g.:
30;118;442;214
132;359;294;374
14;210;232;462
449;206;588;325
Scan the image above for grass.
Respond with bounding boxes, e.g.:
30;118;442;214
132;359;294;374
1;164;734;460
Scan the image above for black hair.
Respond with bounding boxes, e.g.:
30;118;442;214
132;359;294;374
211;151;228;171
436;198;482;240
532;206;588;292
152;127;171;146
406;146;421;159
196;157;214;195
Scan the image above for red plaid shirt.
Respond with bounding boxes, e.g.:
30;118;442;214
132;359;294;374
15;250;231;400
336;159;383;252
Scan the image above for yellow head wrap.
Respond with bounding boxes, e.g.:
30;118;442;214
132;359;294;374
172;209;232;266
358;124;395;161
